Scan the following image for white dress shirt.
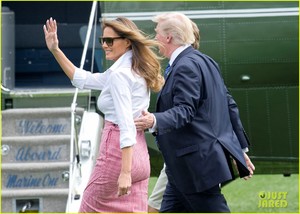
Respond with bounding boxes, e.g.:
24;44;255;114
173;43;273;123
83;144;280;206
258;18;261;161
72;50;150;148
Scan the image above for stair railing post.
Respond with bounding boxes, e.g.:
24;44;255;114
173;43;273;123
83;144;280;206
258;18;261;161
66;1;98;212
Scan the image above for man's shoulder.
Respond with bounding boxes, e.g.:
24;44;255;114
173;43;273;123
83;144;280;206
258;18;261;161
192;50;219;66
193;49;210;59
175;47;219;69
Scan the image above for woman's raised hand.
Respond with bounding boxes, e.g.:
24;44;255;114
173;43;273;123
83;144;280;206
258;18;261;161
43;17;59;52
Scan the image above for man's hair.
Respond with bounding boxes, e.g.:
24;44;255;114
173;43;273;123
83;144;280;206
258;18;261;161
153;12;195;46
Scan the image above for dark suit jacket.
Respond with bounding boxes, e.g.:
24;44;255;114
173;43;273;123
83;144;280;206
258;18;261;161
154;46;250;194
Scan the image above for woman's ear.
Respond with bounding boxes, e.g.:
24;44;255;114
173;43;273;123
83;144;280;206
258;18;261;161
125;38;132;48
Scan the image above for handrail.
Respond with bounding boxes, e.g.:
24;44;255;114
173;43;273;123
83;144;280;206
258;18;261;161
1;84;11;93
66;1;98;212
88;7;98;111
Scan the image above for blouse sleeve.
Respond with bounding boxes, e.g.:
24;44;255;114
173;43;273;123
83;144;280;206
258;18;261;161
71;67;108;90
109;71;137;149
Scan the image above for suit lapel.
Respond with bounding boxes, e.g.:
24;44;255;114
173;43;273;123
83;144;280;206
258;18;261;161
156;46;194;109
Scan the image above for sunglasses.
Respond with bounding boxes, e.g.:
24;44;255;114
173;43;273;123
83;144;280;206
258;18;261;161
99;37;124;47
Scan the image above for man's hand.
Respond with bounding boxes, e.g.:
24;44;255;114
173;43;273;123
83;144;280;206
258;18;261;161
134;110;154;131
243;152;255;180
232;153;255;180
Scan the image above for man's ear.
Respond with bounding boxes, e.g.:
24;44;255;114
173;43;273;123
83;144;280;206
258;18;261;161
166;35;172;43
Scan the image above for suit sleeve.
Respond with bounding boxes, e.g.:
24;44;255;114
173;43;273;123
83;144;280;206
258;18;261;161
225;86;250;149
212;59;250;149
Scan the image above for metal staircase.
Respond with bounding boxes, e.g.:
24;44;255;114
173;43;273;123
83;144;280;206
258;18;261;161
1;107;84;212
1;2;103;212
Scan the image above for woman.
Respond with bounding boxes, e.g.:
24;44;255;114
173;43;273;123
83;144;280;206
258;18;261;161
43;17;164;212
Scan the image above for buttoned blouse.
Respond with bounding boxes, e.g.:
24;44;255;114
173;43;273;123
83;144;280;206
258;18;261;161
71;50;150;148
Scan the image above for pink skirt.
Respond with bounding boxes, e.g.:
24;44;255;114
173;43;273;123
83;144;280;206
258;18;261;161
79;121;150;213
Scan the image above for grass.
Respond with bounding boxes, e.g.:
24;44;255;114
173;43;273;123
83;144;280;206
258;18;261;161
149;174;299;213
222;174;299;213
149;176;159;197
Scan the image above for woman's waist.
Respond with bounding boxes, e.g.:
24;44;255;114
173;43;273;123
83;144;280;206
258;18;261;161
104;120;145;135
104;120;119;128
102;110;147;121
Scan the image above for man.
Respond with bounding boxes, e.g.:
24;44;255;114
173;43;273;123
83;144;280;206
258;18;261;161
135;12;255;212
148;19;201;213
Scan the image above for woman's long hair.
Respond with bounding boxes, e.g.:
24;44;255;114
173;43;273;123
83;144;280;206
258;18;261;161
102;17;164;92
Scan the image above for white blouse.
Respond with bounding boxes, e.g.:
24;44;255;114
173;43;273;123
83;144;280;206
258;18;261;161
71;50;150;148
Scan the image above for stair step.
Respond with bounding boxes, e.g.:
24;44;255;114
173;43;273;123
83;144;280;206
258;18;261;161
2;162;70;190
2;107;84;137
2;135;70;163
2;162;70;170
3;88;92;110
2;189;69;213
1;188;69;197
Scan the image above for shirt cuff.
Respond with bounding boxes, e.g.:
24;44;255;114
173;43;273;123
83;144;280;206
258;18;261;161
148;113;157;133
242;147;249;153
71;67;86;89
